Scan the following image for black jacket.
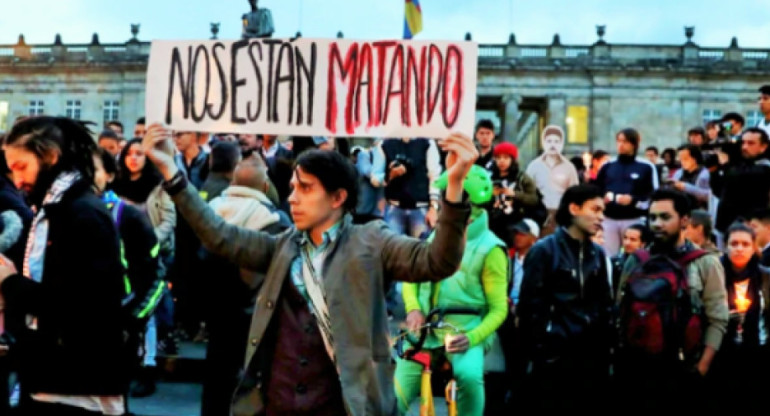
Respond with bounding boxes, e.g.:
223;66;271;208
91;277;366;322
596;155;658;220
0;180;126;395
720;256;770;351
111;201;162;328
714;157;770;232
762;245;770;269
518;227;614;361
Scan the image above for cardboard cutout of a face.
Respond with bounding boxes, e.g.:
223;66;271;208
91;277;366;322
541;125;565;157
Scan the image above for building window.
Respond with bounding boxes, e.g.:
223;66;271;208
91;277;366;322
566;105;589;144
66;100;82;120
103;100;120;124
28;100;44;116
702;109;722;125
747;110;763;127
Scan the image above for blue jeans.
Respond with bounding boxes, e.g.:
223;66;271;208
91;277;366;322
384;205;429;317
384;205;429;238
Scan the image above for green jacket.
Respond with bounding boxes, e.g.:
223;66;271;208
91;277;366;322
169;183;471;416
403;210;508;349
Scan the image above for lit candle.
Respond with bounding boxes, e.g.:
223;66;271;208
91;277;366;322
735;293;752;314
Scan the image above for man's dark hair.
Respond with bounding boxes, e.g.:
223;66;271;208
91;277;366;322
618;128;641;153
555;184;603;227
98;129;119;142
649;188;692;219
295;149;359;213
645;146;659;155
95;147;118;176
625;223;653;245
722;112;745;127
5;116;98;182
689;209;713;241
760;85;770;96
749;208;770;224
743;127;770;144
662;147;677;163
475;119;494;133
677;144;703;165
725;221;756;245
210;141;241;174
592;149;608;161
136;117;145;125
687;127;706;140
106;120;124;131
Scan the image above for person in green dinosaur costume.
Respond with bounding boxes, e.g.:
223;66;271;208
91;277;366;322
394;165;509;416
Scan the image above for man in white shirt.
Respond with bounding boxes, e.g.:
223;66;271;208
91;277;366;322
525;126;578;235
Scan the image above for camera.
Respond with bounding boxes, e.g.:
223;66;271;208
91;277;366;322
392;154;412;170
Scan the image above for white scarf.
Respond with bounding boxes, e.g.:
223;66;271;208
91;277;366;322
22;171;81;329
300;245;337;365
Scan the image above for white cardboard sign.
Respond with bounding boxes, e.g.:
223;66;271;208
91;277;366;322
145;38;478;137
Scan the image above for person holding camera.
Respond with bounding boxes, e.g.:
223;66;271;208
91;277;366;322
372;137;442;237
488;142;538;247
667;144;711;210
715;128;770;234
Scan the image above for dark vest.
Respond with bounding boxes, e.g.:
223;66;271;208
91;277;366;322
265;279;346;415
382;139;431;208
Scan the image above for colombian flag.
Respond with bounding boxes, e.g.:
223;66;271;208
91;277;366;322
404;0;423;39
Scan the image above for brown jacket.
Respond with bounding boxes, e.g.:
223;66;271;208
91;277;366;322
170;184;471;416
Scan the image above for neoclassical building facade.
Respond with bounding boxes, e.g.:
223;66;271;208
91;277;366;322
1;26;768;162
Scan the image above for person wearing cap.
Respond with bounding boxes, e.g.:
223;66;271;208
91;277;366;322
508;219;539;307
395;165;509;416
489;142;538;247
595;128;659;256
525;126;579;236
496;218;538;405
313;136;335;151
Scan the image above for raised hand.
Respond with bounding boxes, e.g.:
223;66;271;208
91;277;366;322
438;133;479;203
142;123;178;180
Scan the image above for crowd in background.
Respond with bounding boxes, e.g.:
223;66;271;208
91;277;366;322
0;84;769;415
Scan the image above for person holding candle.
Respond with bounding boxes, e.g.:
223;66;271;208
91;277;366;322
710;222;770;408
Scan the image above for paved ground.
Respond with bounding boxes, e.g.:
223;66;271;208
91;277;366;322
130;382;202;416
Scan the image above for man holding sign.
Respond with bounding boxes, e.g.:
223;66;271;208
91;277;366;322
142;122;477;415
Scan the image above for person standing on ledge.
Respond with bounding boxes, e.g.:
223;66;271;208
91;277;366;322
142;123;478;416
242;0;275;39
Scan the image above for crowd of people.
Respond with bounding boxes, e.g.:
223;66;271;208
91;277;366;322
0;84;769;416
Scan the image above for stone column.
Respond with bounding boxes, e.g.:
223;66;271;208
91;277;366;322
502;93;522;144
547;94;567;132
590;95;612;151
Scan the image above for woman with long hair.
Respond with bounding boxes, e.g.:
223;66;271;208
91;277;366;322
113;138;177;398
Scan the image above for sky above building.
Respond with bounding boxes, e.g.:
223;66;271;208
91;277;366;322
1;0;768;47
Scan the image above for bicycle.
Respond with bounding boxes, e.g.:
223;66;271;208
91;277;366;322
394;307;480;416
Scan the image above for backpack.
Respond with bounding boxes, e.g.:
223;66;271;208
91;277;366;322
619;249;708;359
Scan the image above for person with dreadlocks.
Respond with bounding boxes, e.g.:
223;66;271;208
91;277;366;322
0;117;126;415
395;165;509;416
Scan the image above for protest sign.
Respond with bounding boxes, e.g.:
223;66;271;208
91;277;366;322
145;38;478;138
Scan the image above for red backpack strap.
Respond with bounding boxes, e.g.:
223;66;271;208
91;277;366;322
632;249;651;264
677;249;708;267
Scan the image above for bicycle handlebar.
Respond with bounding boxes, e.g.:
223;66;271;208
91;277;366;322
395;307;480;359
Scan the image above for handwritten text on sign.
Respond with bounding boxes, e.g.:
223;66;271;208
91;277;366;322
145;38;478;137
